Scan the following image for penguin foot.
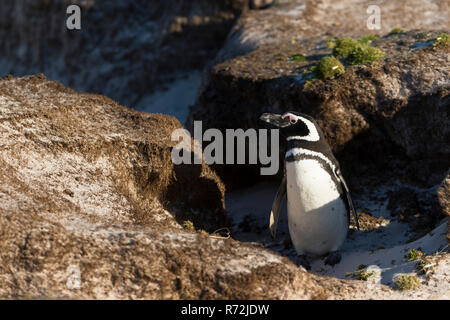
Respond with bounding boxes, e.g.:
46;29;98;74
324;251;342;266
295;255;311;270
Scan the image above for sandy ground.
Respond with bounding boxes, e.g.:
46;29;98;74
226;181;449;299
135;72;202;123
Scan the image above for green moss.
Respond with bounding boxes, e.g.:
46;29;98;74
330;36;384;65
326;39;336;49
406;248;423;261
389;28;404;35
346;45;384;65
314;56;345;79
328;35;378;52
183;220;195;230
303;79;317;90
394;275;420;291
302;65;316;75
332;37;360;58
356;269;376;281
289;54;307;63
433;33;450;46
359;34;379;44
405;249;425;262
346;265;376;281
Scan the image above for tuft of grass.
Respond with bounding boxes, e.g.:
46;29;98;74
405;248;425;262
394;274;420;291
433;33;450;46
314;56;345;79
346;265;376;281
289;54;307;63
183;220;195;230
355;269;376;281
416;256;436;276
346;45;385;65
389;28;404;35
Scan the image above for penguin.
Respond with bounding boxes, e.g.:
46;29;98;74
260;111;359;267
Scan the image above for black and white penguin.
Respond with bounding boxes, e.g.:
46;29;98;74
260;111;359;267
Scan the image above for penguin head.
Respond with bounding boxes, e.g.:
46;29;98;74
259;111;322;142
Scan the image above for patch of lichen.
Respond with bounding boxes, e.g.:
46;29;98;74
433;33;450;46
394;274;420;291
313;56;345;79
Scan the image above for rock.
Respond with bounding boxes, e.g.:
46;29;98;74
356;212;388;231
437;171;450;243
249;0;273;10
0;0;246;108
0;74;359;299
0;73;227;231
211;0;450;63
437;171;450;216
188;0;450;189
3;75;447;300
387;188;432;231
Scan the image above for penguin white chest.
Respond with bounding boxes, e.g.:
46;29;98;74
285;159;348;256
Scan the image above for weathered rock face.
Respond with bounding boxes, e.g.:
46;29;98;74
0;74;349;299
0;74;228;231
0;0;246;108
1;75;447;300
1;1;449;300
188;0;450;189
213;0;450;63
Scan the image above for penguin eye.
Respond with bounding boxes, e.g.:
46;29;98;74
282;113;298;125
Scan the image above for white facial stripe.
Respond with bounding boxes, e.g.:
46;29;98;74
283;113;320;142
286;147;338;181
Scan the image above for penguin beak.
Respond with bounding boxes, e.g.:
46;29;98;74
259;113;291;128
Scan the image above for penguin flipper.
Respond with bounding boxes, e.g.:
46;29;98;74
269;174;287;238
335;169;360;230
